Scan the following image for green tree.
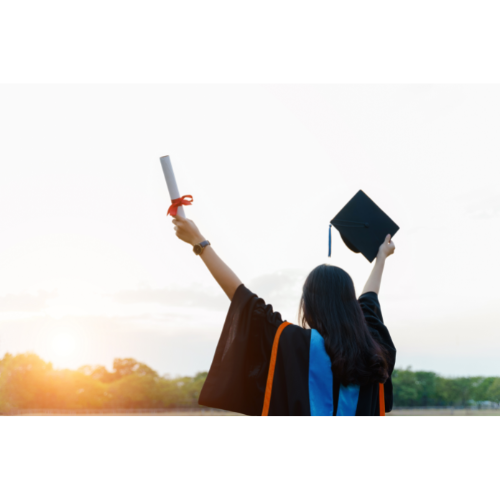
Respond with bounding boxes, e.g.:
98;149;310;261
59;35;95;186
78;365;115;383
414;371;438;406
486;378;500;405
112;358;159;380
43;369;109;409
392;368;419;406
105;373;163;408
3;350;496;413
0;352;53;411
435;376;482;406
471;377;496;403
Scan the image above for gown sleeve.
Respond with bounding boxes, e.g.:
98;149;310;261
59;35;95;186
198;283;284;415
358;291;397;412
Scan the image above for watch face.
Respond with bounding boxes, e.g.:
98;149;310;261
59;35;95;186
193;245;201;255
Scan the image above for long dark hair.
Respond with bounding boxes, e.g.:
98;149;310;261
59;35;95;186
298;264;389;386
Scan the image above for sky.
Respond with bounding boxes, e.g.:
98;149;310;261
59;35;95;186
0;84;499;377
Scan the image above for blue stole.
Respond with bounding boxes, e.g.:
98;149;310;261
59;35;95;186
308;329;360;416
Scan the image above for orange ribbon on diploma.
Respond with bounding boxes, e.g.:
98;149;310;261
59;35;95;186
167;195;193;217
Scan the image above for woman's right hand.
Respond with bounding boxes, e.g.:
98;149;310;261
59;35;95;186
171;215;205;246
377;234;395;259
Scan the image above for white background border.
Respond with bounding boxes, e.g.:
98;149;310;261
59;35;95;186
1;1;498;498
1;0;500;83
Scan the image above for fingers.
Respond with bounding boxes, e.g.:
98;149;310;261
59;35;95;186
171;214;190;241
172;217;186;226
172;217;180;232
172;215;189;223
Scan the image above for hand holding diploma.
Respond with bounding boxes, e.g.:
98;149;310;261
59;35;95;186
172;215;205;246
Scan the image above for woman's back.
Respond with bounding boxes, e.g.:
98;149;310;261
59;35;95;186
198;285;396;416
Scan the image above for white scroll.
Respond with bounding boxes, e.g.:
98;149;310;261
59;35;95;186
160;155;186;218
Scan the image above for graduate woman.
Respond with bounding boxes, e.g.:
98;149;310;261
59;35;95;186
171;214;396;416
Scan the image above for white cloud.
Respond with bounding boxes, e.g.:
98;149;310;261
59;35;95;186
0;290;57;312
457;189;500;220
110;285;229;311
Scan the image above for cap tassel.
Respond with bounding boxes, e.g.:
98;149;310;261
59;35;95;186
328;224;332;258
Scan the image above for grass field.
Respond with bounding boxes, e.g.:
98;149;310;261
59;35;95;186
7;408;500;416
389;408;500;416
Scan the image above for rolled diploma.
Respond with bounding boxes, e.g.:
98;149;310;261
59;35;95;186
160;155;186;218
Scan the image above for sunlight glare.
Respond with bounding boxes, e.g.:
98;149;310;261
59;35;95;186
51;331;77;358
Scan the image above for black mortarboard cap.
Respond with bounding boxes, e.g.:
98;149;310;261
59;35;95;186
330;190;399;262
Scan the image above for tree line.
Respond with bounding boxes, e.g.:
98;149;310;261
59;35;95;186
1;352;499;412
0;353;206;413
392;367;500;407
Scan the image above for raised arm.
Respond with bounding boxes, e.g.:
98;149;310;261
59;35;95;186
171;215;242;301
360;234;395;296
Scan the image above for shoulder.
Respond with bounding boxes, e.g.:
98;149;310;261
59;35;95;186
275;323;312;360
280;323;310;338
358;291;383;322
232;283;256;304
233;284;284;331
232;285;311;342
358;291;380;305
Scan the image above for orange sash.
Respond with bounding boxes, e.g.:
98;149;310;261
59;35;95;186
261;321;291;416
379;382;385;416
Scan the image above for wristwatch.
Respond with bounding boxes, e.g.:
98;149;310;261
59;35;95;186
193;240;211;256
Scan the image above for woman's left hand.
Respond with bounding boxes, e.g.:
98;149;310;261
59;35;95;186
171;215;205;246
377;234;395;259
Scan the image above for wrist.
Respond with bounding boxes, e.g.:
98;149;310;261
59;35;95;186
190;234;205;246
192;238;210;256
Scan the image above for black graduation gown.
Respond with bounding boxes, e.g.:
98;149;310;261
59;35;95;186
198;284;396;416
